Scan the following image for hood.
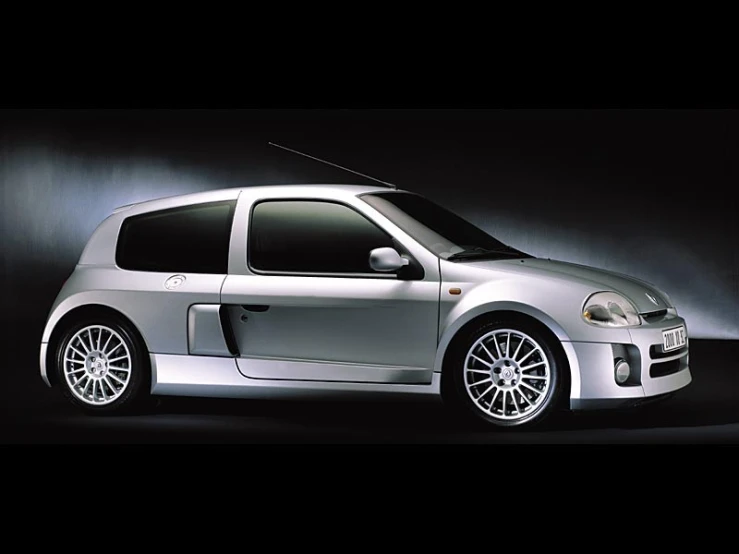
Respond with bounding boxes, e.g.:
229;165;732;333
468;258;672;314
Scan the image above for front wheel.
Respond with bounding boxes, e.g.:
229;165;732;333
442;319;564;429
54;316;150;414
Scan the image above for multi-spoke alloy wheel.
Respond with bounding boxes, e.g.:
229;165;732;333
55;317;149;414
464;329;551;422
443;320;562;429
63;325;132;406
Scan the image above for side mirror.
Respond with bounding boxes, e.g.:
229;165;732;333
369;247;410;272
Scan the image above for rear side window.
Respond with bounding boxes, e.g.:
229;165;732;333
116;200;236;273
249;200;394;274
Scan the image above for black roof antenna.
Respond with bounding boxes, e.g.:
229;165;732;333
268;142;397;189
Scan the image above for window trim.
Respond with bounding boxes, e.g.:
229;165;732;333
115;199;237;274
246;198;418;279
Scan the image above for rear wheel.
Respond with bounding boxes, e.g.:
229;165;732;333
442;319;564;429
54;316;150;414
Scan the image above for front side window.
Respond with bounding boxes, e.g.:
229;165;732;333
361;192;531;261
249;200;394;274
116;200;236;273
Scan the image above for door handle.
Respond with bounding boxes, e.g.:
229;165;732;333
241;305;270;312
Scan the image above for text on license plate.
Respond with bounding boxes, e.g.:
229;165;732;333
662;326;687;352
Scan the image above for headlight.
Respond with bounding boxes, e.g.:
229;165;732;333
582;292;641;327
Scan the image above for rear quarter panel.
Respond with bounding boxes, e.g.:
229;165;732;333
41;266;226;355
42;188;243;352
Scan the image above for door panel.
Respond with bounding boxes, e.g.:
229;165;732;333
221;275;439;383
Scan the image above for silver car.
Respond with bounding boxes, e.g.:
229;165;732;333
39;184;691;429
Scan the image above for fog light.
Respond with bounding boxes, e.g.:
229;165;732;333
615;358;630;384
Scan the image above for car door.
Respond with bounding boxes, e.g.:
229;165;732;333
220;194;441;385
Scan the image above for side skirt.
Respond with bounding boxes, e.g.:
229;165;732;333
236;356;433;384
150;354;442;401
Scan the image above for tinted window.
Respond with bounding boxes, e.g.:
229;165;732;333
249;200;394;273
361;192;530;260
116;200;236;273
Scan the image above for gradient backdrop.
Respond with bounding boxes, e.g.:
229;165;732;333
2;109;738;341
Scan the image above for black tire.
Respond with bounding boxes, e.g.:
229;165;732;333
54;315;150;415
441;318;565;430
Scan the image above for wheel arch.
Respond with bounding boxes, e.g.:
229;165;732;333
45;304;151;388
436;305;573;400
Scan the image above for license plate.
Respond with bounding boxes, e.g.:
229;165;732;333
662;325;687;352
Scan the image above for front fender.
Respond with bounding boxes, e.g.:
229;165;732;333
432;271;633;375
433;300;572;373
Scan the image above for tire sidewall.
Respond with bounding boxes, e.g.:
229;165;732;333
55;316;149;414
445;319;563;429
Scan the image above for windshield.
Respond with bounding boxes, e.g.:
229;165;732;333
360;192;532;261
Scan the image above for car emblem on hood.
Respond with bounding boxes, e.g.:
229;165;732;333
646;293;660;306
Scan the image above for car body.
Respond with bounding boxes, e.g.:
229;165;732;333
39;184;692;428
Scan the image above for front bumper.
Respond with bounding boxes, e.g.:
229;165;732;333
566;317;691;410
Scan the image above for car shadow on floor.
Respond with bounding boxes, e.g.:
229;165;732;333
5;389;739;443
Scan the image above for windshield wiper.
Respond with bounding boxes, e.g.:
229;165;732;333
446;248;531;262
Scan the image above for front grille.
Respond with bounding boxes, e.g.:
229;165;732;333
650;344;688;359
641;309;668;322
649;358;682;378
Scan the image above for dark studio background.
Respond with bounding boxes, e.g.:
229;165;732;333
1;108;739;443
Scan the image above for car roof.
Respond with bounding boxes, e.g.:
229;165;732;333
111;183;399;214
